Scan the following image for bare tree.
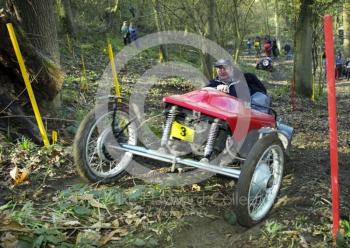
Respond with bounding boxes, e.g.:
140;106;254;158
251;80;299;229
343;0;350;58
62;0;76;37
153;0;168;62
293;0;313;97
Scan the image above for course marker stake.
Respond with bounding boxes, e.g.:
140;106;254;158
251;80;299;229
108;41;122;102
324;15;340;240
52;131;58;144
6;23;50;147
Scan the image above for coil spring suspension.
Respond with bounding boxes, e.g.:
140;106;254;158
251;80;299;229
161;106;177;147
204;118;220;158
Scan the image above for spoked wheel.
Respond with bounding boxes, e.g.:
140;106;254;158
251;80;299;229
235;134;285;227
73;103;137;183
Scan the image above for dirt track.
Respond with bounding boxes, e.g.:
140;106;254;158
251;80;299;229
1;55;349;247
171;57;350;247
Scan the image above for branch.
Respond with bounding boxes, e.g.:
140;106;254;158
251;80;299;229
240;0;257;37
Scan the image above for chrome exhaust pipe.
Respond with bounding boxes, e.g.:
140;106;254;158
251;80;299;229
108;144;241;178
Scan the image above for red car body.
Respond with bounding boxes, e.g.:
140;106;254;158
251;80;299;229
163;89;275;139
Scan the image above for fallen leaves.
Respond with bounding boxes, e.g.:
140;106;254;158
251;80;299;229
170;210;183;219
69;194;107;209
91;222;111;229
191;184;201;192
123;208;148;227
0;215;29;233
0;207;29;248
100;229;122;246
9;166;30;185
62;220;81;226
2;143;73;188
76;230;101;246
0;233;18;248
111;218;120;227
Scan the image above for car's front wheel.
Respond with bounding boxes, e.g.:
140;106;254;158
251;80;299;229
73;103;137;183
235;134;285;227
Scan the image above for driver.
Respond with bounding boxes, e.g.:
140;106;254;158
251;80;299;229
207;59;238;96
208;59;264;96
207;59;271;113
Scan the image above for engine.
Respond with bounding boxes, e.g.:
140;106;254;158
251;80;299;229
162;105;230;158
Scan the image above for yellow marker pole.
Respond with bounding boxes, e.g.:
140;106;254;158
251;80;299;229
311;77;315;102
159;48;164;63
6;23;50;147
81;54;86;77
52;131;58;144
80;54;88;91
66;34;72;54
108;42;121;102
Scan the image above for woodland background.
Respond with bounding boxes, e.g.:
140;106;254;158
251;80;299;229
0;0;350;247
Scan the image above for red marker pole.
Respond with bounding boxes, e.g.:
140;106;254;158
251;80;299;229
324;15;340;239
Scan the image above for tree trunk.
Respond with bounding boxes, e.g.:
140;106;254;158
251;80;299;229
231;0;255;62
274;0;281;49
262;0;270;35
294;0;313;97
62;0;76;38
0;10;63;142
200;52;210;80
7;0;60;65
202;0;216;78
153;0;168;62
7;0;62;109
233;0;241;63
343;1;350;58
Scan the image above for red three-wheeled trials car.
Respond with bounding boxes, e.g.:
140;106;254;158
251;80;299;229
73;86;293;227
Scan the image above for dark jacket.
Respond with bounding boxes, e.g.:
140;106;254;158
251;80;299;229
207;73;266;97
207;78;239;97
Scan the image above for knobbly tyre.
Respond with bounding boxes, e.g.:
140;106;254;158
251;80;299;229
73;87;293;227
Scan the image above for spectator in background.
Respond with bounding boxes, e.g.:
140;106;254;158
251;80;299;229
283;43;291;60
129;22;139;47
345;58;350;79
264;36;271;45
129;22;137;41
121;21;130;45
254;37;261;57
263;39;272;57
272;38;279;58
322;51;327;79
247;38;252;55
335;51;343;80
